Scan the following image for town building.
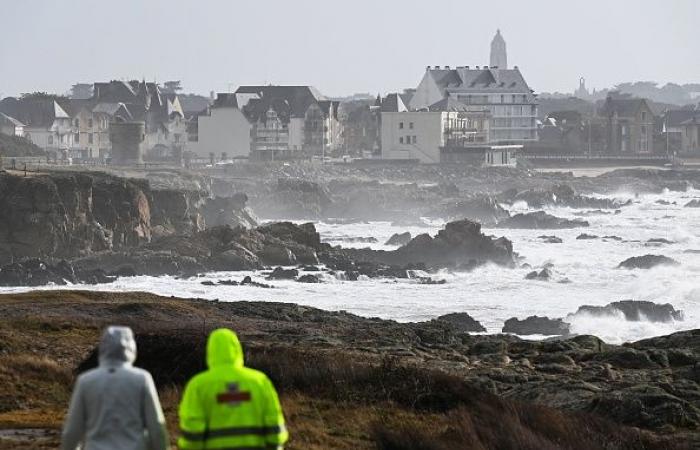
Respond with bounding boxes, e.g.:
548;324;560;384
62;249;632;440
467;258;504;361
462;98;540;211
663;108;700;154
409;65;538;144
380;96;509;165
74;80;187;162
600;95;655;154
0;97;75;155
186;93;253;160
188;85;342;161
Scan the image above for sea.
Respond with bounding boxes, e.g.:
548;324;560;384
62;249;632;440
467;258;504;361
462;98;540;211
3;188;700;344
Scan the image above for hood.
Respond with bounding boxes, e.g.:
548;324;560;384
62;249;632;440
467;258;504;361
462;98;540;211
207;328;244;369
98;326;137;367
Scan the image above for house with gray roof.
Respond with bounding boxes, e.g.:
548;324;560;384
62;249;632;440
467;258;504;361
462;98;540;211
0;97;75;155
410;65;538;144
0;112;24;137
599;95;655;154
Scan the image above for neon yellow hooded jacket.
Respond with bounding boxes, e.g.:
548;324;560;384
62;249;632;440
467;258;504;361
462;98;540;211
178;329;288;449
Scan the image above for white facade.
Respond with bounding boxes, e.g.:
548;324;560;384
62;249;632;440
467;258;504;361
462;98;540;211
188;106;251;158
381;111;450;163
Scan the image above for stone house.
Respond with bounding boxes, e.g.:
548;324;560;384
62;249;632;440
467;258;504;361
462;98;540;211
600;96;655;154
0;97;75;156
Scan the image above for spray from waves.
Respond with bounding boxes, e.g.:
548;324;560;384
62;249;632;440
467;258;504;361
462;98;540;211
565;310;685;344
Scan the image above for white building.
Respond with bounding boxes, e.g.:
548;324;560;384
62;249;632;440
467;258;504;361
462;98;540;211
0;97;75;155
186;93;252;159
409;65;538;144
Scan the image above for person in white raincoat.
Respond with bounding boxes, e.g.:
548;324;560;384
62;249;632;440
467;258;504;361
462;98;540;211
61;326;169;450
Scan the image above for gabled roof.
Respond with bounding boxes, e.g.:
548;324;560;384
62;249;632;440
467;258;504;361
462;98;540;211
0;97;69;128
380;93;408;112
0;112;25;127
234;85;327;123
600;97;652;117
546;110;583;125
664;108;700;127
425;67;533;94
428;97;469;112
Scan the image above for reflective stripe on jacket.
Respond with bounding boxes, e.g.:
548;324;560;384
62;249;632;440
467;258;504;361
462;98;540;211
178;328;288;449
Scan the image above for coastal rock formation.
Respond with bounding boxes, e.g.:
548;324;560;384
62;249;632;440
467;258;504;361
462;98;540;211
618;254;680;269
426;196;510;226
0;259;114;286
499;184;628;209
436;312;487;333
572;300;684;323
502;315;571;335
498;211;589;229
385;232;412;246
0;171;256;265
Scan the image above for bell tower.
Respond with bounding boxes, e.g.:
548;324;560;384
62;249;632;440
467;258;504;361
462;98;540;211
490;29;507;69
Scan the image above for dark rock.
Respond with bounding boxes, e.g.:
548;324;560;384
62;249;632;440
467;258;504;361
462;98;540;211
572;300;684;323
685;199;700;208
525;268;552;280
241;276;273;288
416;277;447;285
498;211;589;229
618;255;680;269
576;233;599;240
436;312;486;333
594;348;658;369
201;281;216;286
538;235;563;243
266;267;299;280
427;196;510;226
646;238;674;245
502;316;570;336
385;232;412;246
296;274;321;283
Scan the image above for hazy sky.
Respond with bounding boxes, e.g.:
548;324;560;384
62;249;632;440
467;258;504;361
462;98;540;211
1;0;698;98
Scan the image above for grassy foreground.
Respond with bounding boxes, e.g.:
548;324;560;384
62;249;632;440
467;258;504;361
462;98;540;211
0;290;692;449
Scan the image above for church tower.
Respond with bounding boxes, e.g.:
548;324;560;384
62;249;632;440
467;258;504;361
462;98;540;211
490;29;507;69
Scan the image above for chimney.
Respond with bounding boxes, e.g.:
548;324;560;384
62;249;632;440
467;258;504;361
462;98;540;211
434;65;440;69
445;65;450;69
514;65;519;70
426;65;430;71
465;66;470;69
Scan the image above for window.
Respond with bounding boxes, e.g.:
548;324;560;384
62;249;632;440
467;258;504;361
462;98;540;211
48;135;53;145
88;133;93;144
500;95;505;103
74;133;79;144
641;125;647;135
399;137;404;144
641;111;647;121
88;119;93;128
412;136;417;144
399;122;404;129
409;122;414;129
74;119;79;127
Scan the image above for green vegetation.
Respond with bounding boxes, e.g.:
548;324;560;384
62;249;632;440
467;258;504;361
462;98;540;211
0;134;46;157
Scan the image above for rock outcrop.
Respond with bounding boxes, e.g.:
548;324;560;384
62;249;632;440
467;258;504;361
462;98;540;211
572;300;684;323
502;315;571;335
618;255;680;269
436;312;487;333
385;232;412;246
498;211;589;229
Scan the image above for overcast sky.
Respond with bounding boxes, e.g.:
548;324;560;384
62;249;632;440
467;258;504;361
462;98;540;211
1;0;698;98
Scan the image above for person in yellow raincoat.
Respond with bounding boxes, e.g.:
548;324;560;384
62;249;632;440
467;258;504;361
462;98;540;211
178;328;288;449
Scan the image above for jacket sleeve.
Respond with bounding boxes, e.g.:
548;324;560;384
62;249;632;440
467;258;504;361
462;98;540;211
61;377;86;450
261;375;288;448
142;373;169;450
178;378;207;450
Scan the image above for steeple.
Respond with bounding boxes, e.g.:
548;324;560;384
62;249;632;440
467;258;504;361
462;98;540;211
490;29;507;69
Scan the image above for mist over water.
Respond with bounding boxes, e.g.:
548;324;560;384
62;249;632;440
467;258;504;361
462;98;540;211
4;188;699;344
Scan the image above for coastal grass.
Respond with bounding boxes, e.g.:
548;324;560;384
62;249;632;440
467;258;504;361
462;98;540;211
0;290;692;449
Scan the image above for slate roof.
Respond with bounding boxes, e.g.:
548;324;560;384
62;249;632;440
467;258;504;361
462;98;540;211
665;109;700;127
0;112;25;127
600;97;652;117
380;93;408;112
234;85;328;123
426;67;533;94
0;97;69;128
546;110;583;125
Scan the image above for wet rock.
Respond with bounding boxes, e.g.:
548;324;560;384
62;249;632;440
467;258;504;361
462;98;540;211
502;316;570;336
0;259;115;287
602;235;623;241
573;300;683;323
296;274;321;283
685;199;700;208
576;233;599;240
241;276;273;288
618;255;680;269
525;268;552;280
416;277;447;285
498;211;589;229
538;235;563;243
436;312;486;333
266;267;299;280
594;348;659;369
501;184;626;209
385;232;412;246
646;238;674;245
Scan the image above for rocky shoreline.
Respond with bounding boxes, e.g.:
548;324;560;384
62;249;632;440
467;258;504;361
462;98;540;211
0;290;697;449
